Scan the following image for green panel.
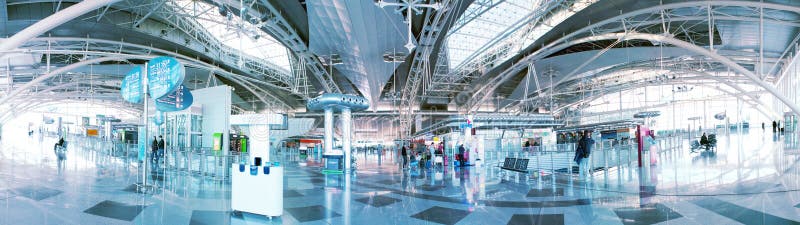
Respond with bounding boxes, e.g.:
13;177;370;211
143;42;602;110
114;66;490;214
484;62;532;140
213;133;222;151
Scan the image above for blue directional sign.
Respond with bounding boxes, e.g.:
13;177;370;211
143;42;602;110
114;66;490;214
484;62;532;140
154;111;164;125
120;66;143;103
147;56;185;99
155;85;193;112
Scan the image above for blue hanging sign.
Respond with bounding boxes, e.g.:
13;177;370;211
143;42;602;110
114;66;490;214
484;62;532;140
155;85;193;112
120;66;143;103
154;110;164;125
147;56;185;99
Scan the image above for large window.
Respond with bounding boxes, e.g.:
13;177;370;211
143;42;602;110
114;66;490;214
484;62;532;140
173;1;292;72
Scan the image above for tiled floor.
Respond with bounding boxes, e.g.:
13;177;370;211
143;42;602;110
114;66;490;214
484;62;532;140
2;132;800;224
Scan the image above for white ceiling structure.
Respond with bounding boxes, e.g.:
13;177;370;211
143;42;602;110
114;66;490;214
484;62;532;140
307;0;409;106
4;0;800;139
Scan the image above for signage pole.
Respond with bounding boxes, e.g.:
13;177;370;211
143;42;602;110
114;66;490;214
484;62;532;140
141;62;149;192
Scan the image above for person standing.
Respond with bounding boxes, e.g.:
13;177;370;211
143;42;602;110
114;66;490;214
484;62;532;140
773;121;778;132
151;136;158;164
457;143;467;166
577;130;595;179
401;144;408;169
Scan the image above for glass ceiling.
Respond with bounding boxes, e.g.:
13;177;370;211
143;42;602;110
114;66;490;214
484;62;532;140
172;1;292;73
446;0;541;69
446;0;597;71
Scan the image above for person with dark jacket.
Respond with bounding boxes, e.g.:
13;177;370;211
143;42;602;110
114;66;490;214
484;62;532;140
54;136;65;151
700;133;708;147
401;145;408;169
458;143;467;166
151;137;158;163
773;121;778;132
574;130;595;178
157;135;165;161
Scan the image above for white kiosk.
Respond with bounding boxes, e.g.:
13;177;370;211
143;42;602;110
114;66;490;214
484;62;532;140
230;114;284;217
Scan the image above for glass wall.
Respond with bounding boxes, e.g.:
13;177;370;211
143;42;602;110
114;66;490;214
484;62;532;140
577;82;768;133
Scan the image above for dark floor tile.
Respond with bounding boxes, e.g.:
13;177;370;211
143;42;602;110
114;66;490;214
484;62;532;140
483;198;593;208
189;210;243;225
355;195;402;207
417;184;444;192
410;206;470;225
284;189;304;197
614;203;682;225
285;205;340;222
507;214;565;225
11;185;62;201
691;197;800;225
376;179;400;185
526;188;564;197
83;200;147;221
309;178;325;184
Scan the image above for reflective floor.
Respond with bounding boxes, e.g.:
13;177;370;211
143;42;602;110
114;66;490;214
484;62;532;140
2;131;800;224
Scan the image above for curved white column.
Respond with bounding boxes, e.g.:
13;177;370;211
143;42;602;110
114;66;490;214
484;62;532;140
324;108;333;154
0;0;121;54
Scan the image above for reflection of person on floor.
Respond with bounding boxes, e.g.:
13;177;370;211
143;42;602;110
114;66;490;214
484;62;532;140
157;135;165;164
151;137;159;170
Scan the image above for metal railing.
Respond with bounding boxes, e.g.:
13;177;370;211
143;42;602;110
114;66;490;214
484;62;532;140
63;135;253;182
485;135;683;179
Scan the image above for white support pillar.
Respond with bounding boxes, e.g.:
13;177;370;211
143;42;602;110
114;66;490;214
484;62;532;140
324;108;333;154
342;107;352;172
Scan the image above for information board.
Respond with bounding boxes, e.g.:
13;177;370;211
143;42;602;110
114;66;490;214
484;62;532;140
120;66;143;103
147;56;185;99
155;85;193;112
